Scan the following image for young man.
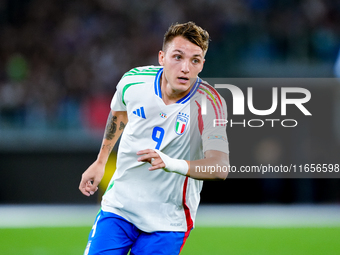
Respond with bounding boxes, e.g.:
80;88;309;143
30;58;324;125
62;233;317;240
79;21;230;255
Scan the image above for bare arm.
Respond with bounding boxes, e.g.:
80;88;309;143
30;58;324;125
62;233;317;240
98;110;127;164
137;149;229;181
186;150;229;180
79;110;128;196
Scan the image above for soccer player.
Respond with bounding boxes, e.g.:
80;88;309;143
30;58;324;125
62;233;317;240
79;21;230;255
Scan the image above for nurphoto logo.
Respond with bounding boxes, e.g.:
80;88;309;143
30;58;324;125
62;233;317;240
202;84;312;128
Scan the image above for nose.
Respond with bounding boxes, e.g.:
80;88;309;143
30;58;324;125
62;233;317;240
181;60;189;74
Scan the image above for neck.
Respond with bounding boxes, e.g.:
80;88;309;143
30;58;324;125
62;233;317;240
160;74;192;105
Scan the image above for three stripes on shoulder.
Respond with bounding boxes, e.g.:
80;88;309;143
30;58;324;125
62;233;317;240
133;107;146;119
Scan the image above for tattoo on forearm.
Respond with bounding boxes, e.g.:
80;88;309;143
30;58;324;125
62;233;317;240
101;144;114;153
104;112;117;140
119;121;125;130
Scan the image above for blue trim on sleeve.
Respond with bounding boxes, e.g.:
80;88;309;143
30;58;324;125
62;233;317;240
154;68;163;99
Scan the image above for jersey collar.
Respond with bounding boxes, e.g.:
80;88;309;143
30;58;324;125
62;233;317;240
154;68;201;104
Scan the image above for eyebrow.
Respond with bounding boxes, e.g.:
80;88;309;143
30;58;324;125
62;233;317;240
173;49;203;58
173;49;184;54
193;54;203;58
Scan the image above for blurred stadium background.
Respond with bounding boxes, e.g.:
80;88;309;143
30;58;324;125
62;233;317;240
0;0;340;254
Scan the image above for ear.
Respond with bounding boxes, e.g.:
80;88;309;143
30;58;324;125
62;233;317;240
158;50;165;66
199;59;206;73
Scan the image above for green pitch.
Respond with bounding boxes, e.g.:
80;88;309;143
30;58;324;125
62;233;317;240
1;226;339;254
182;227;340;255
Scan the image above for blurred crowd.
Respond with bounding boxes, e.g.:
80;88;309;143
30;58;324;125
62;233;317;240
0;0;339;131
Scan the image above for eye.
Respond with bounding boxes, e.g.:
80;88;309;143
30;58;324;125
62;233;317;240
192;58;200;64
174;55;181;60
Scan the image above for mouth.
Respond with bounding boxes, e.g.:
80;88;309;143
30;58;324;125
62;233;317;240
177;77;189;84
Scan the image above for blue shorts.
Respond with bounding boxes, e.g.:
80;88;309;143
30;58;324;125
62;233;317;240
84;210;191;255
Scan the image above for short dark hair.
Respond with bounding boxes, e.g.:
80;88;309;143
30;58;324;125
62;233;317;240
163;21;209;55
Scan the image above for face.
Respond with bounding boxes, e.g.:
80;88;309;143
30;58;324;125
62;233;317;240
158;36;205;94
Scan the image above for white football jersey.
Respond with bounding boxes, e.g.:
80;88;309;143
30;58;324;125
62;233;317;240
101;66;229;232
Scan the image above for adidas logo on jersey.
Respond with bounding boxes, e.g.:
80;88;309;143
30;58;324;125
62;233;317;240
133;107;146;119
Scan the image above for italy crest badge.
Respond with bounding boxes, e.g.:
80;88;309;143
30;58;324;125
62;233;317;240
175;112;189;135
